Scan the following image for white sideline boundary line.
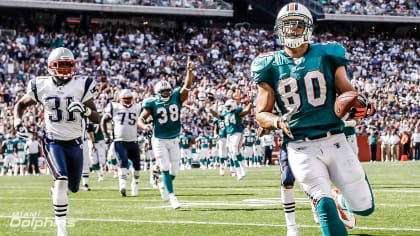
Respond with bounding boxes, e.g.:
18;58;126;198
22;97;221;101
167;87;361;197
1;196;420;208
3;185;420;193
0;215;420;232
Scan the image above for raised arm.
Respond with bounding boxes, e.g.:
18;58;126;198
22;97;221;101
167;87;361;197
179;58;195;103
239;103;252;117
209;109;222;120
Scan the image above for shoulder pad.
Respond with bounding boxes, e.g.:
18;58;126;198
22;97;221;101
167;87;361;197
314;43;347;58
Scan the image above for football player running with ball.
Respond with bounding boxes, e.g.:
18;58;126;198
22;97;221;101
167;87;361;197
253;3;375;236
14;47;100;236
138;58;194;209
101;89;143;197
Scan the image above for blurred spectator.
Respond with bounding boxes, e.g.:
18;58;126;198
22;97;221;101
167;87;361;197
412;126;420;161
389;130;401;161
400;131;411;160
368;130;377;162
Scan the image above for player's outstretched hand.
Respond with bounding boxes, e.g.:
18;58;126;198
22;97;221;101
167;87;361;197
187;57;194;71
68;102;92;117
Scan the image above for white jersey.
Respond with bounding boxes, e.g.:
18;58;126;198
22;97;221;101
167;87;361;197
27;76;97;141
105;102;141;142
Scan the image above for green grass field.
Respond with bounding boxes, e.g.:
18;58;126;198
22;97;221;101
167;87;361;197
1;162;420;236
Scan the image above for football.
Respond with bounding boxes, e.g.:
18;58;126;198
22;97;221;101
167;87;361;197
334;91;361;118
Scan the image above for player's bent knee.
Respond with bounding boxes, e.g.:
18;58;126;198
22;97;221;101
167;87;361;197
353;206;374;216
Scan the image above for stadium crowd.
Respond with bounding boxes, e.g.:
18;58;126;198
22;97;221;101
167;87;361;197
321;0;420;16
47;0;232;9
0;20;418;163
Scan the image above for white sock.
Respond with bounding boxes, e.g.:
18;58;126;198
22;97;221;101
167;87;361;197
82;173;89;186
53;179;68;233
119;168;128;190
281;187;296;226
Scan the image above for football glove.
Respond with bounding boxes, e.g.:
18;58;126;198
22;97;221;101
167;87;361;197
276;106;298;139
14;118;30;138
68;102;91;117
349;94;375;119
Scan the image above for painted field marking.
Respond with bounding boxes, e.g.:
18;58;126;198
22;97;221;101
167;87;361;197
0;215;419;232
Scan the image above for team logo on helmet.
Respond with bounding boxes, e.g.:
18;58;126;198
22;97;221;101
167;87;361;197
154;81;173;102
274;2;314;49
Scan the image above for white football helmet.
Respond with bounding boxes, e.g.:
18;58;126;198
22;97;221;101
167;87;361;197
224;99;237;112
5;134;12;140
47;47;76;80
154;81;172;102
274;2;313;49
119;89;133;107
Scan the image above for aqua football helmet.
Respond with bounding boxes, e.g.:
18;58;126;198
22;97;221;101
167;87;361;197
274;2;313;49
47;47;76;80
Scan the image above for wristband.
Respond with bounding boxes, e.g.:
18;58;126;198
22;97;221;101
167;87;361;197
273;117;280;129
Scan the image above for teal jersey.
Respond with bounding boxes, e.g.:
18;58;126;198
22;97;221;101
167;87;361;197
253;134;261;145
221;107;244;135
196;136;210;149
244;134;254;147
142;88;182;139
179;135;192;149
14;139;26;152
93;114;105;142
213;119;227;138
252;43;349;142
192;146;196;154
209;137;217;148
343;126;356;136
3;140;14;154
368;135;377;145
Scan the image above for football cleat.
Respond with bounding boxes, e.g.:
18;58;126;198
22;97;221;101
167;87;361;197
120;188;127;197
82;184;91;191
131;182;138;197
286;224;299;236
98;174;105;182
57;227;68;236
158;181;169;201
169;193;180;209
332;188;356;229
219;168;225;176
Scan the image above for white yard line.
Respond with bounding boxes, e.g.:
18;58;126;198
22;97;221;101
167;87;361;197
0;215;419;232
0;196;419;208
